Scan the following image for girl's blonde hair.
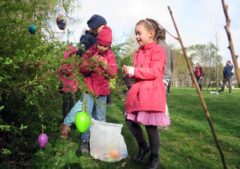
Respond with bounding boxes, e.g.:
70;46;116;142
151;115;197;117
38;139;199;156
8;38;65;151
136;18;162;43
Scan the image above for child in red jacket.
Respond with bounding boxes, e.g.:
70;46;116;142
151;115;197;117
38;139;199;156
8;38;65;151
58;45;79;119
123;18;170;169
60;14;108;139
78;26;118;153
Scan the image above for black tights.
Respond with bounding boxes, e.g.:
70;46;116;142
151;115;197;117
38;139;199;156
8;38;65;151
125;119;160;155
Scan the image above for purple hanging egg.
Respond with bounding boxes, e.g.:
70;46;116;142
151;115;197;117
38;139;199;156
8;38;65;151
37;133;48;148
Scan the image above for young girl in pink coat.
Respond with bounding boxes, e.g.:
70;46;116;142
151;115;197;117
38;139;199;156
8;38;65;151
122;18;170;169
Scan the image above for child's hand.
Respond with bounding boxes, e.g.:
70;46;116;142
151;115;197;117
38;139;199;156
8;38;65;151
122;65;134;76
163;79;169;87
94;55;107;63
92;55;108;69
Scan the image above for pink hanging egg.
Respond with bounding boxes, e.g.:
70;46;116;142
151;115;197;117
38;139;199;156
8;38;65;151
37;133;48;148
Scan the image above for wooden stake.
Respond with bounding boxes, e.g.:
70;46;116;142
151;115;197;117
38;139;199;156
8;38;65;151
168;6;227;169
221;0;240;87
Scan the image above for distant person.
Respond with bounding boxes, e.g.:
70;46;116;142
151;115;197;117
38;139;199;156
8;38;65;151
60;14;107;139
194;63;204;91
219;60;234;93
123;18;170;169
159;29;174;96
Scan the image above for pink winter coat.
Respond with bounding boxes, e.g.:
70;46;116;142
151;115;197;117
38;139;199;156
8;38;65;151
78;45;118;96
125;42;166;113
58;45;79;93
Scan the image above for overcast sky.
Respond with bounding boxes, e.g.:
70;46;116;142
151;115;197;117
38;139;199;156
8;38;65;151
60;0;240;64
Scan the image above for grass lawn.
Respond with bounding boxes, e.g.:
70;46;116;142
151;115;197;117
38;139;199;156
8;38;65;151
31;88;240;169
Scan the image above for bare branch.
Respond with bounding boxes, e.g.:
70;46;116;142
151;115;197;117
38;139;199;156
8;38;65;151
168;6;228;169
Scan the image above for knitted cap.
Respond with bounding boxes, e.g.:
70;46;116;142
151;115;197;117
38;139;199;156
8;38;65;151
96;26;112;47
87;14;107;29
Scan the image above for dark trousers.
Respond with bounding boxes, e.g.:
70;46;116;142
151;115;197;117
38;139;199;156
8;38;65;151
125;119;160;156
106;94;111;104
221;76;233;93
167;80;171;94
62;92;75;119
196;77;202;90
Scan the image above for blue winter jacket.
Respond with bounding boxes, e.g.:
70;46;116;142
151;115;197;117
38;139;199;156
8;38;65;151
77;31;96;56
223;64;233;78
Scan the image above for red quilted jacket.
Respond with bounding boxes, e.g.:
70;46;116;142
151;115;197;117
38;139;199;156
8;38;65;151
58;45;78;93
78;45;118;96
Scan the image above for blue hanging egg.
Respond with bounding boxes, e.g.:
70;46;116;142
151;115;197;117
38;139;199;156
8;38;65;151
28;24;37;34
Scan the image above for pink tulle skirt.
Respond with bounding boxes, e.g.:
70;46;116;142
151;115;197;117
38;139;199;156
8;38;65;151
125;111;170;127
